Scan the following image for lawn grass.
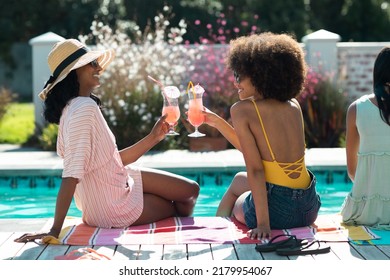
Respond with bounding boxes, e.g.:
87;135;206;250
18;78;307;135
0;103;34;144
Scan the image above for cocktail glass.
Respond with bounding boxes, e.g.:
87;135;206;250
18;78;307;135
161;86;181;136
188;84;206;137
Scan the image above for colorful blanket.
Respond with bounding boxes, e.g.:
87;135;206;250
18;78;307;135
312;214;379;243
350;228;390;245
40;215;379;246
42;216;315;245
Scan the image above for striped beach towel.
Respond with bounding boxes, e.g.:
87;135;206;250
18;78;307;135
40;214;378;246
41;216;316;245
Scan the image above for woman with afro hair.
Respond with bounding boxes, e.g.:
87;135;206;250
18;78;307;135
202;32;321;240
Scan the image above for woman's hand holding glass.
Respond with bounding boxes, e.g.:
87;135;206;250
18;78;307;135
150;114;170;142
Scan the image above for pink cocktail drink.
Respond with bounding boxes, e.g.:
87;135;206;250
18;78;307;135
188;99;205;127
161;86;181;136
162;105;180;125
187;83;206;137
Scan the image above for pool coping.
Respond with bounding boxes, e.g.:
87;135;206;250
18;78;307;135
0;146;346;176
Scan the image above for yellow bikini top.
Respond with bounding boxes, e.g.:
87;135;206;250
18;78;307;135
251;99;310;189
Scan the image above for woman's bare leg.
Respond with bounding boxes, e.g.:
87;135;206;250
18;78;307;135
232;191;251;224
134;167;199;225
216;172;249;216
133;193;176;225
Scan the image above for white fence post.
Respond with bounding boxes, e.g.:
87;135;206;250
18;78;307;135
302;29;341;75
29;32;64;131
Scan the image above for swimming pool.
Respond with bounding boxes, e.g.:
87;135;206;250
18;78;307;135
0;170;351;219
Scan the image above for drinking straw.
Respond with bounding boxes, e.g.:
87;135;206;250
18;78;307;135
186;81;196;99
147;75;164;88
147;75;171;106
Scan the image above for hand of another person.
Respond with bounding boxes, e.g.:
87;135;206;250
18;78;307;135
247;225;272;240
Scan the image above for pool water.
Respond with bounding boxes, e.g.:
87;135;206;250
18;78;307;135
0;171;351;219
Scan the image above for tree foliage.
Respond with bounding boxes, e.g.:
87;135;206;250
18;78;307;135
0;0;100;66
308;0;390;41
1;0;389;66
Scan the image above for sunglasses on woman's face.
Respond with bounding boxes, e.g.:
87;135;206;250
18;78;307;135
89;59;100;69
234;71;240;83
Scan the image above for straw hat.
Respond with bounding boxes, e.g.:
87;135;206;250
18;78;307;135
38;39;115;101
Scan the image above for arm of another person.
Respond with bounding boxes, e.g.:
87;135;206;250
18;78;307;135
230;102;271;239
345;102;359;182
119;114;168;166
202;107;242;150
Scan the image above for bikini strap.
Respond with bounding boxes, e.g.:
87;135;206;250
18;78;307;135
250;99;276;161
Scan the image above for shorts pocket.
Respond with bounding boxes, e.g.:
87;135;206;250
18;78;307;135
301;193;321;226
268;193;295;229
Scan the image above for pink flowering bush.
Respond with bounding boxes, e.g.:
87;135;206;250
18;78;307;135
297;68;348;147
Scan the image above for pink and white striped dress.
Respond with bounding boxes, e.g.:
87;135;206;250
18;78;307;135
57;97;143;228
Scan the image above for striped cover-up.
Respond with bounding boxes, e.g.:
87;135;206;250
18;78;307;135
57;97;143;228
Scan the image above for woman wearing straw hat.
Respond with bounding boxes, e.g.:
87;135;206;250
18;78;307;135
15;39;199;242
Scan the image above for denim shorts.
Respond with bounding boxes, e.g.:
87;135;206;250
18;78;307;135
243;170;321;229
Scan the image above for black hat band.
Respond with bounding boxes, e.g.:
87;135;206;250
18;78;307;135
52;47;88;78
